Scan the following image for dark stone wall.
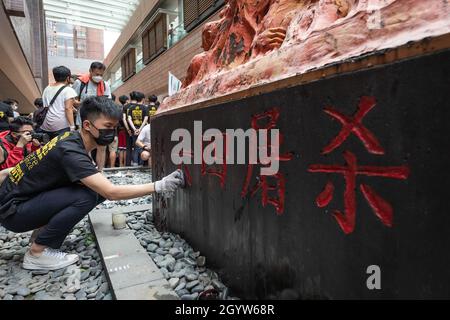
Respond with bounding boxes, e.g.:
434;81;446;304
152;49;450;299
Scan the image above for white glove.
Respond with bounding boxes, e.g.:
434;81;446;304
154;169;184;196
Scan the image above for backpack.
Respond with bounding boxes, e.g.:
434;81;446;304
78;81;87;101
34;85;67;128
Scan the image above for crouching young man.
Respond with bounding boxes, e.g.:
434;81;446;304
0;96;183;271
135;123;151;167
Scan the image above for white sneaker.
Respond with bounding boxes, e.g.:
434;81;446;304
22;248;79;271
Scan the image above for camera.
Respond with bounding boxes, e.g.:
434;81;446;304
31;132;50;144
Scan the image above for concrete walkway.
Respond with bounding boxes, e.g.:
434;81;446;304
89;205;178;300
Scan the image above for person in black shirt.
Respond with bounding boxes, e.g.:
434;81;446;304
118;95;130;167
0;101;14;132
127;91;149;166
120;95;133;166
148;94;159;117
0;96;184;271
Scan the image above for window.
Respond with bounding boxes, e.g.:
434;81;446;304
56;23;74;35
121;48;136;81
183;0;223;32
77;43;86;51
142;13;167;65
3;0;25;17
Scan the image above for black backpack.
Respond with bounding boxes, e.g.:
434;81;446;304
34;85;67;128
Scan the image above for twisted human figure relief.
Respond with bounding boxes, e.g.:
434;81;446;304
184;0;359;87
163;0;449;113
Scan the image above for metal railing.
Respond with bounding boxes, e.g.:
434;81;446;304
167;23;187;48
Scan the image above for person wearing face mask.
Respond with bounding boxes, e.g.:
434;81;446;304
3;99;20;118
72;61;112;172
39;66;78;139
0;96;184;271
0;116;40;169
0;101;14;132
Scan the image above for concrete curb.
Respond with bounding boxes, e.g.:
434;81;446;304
89;205;178;300
102;166;151;172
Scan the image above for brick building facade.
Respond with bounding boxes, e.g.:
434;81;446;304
104;0;224;101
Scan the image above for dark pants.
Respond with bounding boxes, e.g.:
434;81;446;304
131;135;143;165
2;185;104;249
38;127;70;140
125;133;133;166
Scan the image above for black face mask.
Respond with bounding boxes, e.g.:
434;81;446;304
90;122;116;146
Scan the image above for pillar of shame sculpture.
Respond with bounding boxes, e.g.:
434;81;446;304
159;0;450;114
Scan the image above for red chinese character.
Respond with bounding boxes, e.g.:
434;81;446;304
177;150;193;187
201;133;227;188
241;108;293;215
243;173;287;215
322;96;385;155
309;151;410;234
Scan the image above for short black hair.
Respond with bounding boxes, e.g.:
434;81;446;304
3;98;18;106
53;66;71;82
80;96;122;123
10;116;34;132
34;98;43;108
149;94;158;103
119;95;129;105
130;91;145;102
90;61;106;71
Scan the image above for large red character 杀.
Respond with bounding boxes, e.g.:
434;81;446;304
309;96;410;234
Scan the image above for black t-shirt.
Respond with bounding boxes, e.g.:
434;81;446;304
148;103;157;117
0;102;14;132
0;131;99;221
127;103;148;129
117;104;126;131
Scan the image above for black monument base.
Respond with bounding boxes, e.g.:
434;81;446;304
152;47;450;299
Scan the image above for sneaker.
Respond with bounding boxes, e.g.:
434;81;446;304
22;248;79;271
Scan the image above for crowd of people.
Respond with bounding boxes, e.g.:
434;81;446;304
0;61;183;271
0;61;158;172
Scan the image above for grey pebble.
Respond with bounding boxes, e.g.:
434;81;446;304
186;273;198;282
186;280;200;290
191;284;205;293
16;287;30;296
181;293;199;300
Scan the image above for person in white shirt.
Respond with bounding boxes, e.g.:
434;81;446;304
135;123;151;167
72;62;112;171
40;66;77;139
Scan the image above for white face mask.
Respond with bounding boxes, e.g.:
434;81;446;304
92;76;103;83
12;105;18;111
